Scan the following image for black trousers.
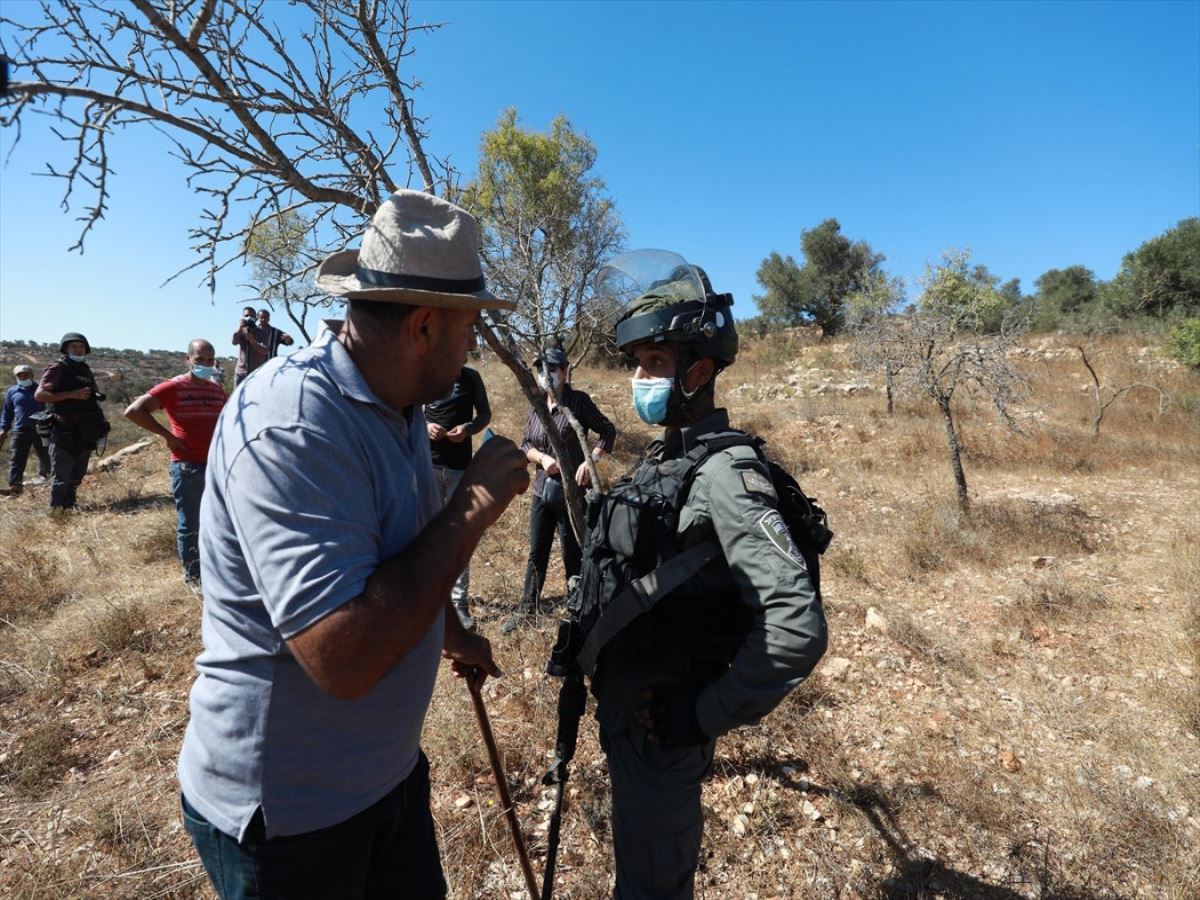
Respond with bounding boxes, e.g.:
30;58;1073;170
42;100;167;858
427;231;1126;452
520;490;582;608
49;426;93;509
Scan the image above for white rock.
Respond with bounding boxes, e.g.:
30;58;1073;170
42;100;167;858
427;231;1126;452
732;814;749;837
865;607;888;632
802;800;823;821
823;657;852;679
1134;776;1155;791
453;795;474;810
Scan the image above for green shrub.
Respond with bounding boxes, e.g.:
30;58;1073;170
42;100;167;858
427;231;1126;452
1167;317;1200;368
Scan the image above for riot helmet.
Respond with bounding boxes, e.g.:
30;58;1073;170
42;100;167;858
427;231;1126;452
596;250;738;368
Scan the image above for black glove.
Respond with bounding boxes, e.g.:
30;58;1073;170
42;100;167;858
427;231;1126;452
633;682;709;748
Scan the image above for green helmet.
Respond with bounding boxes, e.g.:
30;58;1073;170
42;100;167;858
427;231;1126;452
598;251;738;366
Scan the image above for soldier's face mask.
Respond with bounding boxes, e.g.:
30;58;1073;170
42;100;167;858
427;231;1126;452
631;376;673;424
67;353;87;363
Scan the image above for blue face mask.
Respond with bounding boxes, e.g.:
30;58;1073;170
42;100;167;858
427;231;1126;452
191;365;217;380
67;353;87;363
631;377;674;425
17;378;34;388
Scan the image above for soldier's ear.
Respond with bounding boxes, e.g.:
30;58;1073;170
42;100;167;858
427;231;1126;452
683;358;715;393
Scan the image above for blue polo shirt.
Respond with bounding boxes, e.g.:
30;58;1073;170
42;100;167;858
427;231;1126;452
179;322;444;840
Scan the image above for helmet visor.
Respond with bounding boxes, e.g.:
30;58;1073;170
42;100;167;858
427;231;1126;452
593;249;709;326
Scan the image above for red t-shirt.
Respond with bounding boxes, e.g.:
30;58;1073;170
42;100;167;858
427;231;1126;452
148;374;228;464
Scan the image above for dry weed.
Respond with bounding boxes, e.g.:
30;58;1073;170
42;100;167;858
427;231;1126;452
90;600;152;655
4;719;78;796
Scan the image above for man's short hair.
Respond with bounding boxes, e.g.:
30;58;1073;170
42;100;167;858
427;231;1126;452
258;309;270;317
243;306;256;316
188;339;214;357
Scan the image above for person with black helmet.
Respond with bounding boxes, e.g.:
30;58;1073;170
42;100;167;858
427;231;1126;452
0;364;52;495
574;251;828;899
505;346;616;634
35;333;110;509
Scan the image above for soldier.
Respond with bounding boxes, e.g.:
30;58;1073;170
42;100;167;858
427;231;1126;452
575;251;828;899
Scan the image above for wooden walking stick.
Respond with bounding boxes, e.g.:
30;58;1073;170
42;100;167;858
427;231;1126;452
467;667;540;900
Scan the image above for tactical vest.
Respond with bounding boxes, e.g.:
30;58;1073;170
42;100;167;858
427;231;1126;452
573;431;758;685
46;358;108;442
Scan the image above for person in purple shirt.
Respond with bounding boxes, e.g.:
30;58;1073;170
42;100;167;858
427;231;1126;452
505;347;616;634
0;364;51;496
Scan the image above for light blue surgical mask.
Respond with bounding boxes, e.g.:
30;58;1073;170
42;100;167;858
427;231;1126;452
631;377;674;425
67;353;87;363
17;378;34;388
191;364;217;380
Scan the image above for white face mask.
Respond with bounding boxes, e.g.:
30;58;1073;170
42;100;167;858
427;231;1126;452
537;371;564;392
17;378;34;388
67;353;87;363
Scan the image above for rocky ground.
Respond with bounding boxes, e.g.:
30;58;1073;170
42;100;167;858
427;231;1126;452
0;332;1196;898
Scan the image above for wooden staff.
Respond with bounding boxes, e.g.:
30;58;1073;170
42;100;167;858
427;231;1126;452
467;668;539;900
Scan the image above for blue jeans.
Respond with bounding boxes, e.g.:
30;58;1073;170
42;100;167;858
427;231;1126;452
182;752;446;899
169;461;206;579
7;427;50;487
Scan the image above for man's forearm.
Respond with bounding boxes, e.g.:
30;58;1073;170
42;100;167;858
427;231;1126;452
124;407;172;441
287;496;490;699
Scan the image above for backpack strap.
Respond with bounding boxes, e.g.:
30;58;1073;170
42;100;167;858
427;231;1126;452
577;538;723;676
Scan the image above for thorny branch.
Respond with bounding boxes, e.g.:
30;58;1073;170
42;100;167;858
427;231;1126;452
1;0;444;297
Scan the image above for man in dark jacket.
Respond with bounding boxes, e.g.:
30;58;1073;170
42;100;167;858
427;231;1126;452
35;332;109;509
423;364;491;629
0;364;52;495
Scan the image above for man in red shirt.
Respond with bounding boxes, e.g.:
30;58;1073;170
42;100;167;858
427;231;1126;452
125;339;227;585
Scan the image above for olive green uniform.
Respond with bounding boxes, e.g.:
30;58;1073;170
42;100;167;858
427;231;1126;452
591;409;827;899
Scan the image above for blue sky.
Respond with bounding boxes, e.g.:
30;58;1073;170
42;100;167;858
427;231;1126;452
1;0;1197;353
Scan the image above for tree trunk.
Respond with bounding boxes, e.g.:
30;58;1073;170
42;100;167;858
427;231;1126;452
885;368;895;416
938;399;969;514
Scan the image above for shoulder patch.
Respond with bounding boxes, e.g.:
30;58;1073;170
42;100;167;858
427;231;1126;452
758;509;808;569
741;470;777;499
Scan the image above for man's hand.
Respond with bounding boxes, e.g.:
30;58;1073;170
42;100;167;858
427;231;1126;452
542;454;560;477
71;386;92;401
427;422;447;441
443;627;502;681
452;436;530;530
165;434;187;454
634;683;709;748
574;460;592;487
445;424;469;444
0;430;8;448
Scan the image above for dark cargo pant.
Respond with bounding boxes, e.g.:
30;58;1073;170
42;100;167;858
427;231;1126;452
601;723;716;900
49;426;94;509
7;426;51;488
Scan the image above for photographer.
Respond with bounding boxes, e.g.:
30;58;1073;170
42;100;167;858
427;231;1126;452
35;332;110;510
256;308;295;361
232;306;269;385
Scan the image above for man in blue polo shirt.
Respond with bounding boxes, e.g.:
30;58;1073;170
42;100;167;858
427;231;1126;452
0;364;52;495
179;191;529;899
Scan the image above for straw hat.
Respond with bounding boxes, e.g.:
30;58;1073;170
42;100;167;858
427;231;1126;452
316;190;514;311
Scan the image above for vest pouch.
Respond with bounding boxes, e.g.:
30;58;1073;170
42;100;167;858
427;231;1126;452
77;408;111;446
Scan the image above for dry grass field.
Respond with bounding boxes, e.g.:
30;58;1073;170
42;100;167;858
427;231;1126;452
0;331;1197;899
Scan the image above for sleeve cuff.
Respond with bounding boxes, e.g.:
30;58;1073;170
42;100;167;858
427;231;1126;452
695;683;734;740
